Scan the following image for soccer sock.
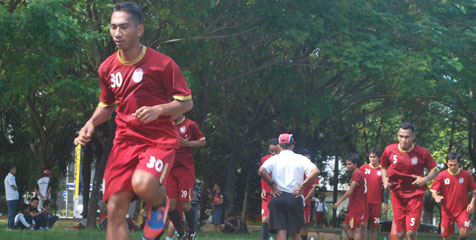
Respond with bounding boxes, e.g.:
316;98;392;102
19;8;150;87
301;235;307;240
165;237;174;240
261;222;269;240
184;209;195;234
169;209;185;236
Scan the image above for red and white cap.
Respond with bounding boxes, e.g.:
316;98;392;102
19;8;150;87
43;169;51;175
278;133;294;144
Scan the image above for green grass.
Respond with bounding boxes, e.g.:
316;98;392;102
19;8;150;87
0;219;454;240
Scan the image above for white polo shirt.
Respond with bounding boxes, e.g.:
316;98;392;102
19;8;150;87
4;173;19;201
261;150;317;194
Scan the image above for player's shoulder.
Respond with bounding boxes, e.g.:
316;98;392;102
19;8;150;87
98;52;119;72
460;169;472;176
383;143;398;152
144;47;177;66
261;154;272;162
413;145;430;155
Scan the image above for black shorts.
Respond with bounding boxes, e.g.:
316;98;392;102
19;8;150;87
268;192;304;235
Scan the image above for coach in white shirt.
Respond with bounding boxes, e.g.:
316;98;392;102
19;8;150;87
4;166;19;230
259;133;319;240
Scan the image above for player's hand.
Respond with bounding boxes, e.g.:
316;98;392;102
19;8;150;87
434;195;444;203
133;105;162;124
261;190;267;199
383;178;391;189
467;203;474;214
333;201;340;209
74;122;95;145
411;175;427;187
292;185;304;197
179;137;192;147
271;183;282;197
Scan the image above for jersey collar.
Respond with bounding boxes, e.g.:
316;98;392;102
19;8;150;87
117;45;146;65
447;168;461;176
398;144;414;153
173;116;186;125
369;163;380;169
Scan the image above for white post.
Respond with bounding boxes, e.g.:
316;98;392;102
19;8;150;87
66;165;68;218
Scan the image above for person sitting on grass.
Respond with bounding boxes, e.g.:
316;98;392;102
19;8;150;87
41;200;59;230
14;204;35;230
223;214;242;233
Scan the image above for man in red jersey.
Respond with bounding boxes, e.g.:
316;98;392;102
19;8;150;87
74;2;193;240
260;138;279;240
166;113;205;240
430;152;476;240
360;148;388;240
334;153;367;240
380;122;438;240
298;149;319;240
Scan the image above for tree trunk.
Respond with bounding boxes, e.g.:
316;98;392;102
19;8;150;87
332;151;339;228
81;144;93;218
241;170;252;221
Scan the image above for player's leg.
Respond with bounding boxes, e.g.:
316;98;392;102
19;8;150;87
391;194;408;239
405;195;424;240
261;198;270;240
106;191;134;240
456;210;470;240
368;224;377;240
165;220;176;240
176;168;196;238
343;223;354;240
276;230;287;240
368;203;381;240
360;208;369;240
353;227;362;240
300;203;311;240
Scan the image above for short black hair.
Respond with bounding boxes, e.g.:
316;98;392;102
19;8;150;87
21;204;30;212
31;197;39;202
345;153;360;165
297;148;311;157
368;147;382;158
399;122;415;133
267;138;279;146
43;200;51;207
9;166;16;171
446;152;460;163
279;143;294;149
113;2;143;25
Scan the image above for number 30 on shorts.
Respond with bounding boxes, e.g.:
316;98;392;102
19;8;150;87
146;156;164;173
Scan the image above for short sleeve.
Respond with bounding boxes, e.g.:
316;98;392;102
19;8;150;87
189;121;205;141
261;157;274;173
430;174;441;192
98;69;115;106
424;150;437;171
380;147;390;168
467;172;476;192
303;158;317;176
161;60;192;101
311;176;319;186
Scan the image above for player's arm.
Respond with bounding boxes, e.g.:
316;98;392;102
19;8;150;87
430;190;443;203
294;167;319;197
382;188;389;214
74;105;115;145
133;99;193;124
412;167;438;187
381;168;391;189
467;192;476;214
34;187;42;198
333;180;359;209
304;185;317;202
180;138;206;148
258;167;282;197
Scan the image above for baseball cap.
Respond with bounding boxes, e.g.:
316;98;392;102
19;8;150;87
43;169;51;175
278;133;294;144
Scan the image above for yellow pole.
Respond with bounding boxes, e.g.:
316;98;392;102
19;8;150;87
74;144;81;199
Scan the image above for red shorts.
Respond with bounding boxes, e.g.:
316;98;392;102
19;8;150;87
441;209;470;237
103;140;175;202
391;194;424;233
261;194;271;219
304;202;311;224
366;203;382;227
344;211;365;229
165;166;195;202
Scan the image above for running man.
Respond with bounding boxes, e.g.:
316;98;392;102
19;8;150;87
73;2;193;240
380;122;438;240
334;153;367;240
359;148;388;240
259;133;319;240
431;152;476;240
260;138;279;240
166;113;205;240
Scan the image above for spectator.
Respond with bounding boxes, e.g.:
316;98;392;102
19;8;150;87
29;197;49;230
223;214;242;233
314;196;327;228
42;200;59;230
35;169;52;211
14;204;35;230
4;165;19;231
189;178;202;232
211;183;224;232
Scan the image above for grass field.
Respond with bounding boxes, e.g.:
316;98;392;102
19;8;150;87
0;218;459;240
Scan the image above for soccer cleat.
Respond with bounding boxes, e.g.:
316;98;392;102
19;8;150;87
187;232;197;240
142;196;170;239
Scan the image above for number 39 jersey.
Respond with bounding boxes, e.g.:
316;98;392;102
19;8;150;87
431;169;476;216
349;169;367;214
98;47;192;148
380;143;437;199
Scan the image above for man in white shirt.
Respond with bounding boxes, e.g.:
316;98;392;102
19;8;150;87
4;165;19;230
35;169;52;210
14;204;35;230
259;133;319;240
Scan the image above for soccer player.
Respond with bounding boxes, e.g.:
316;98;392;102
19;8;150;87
260;138;279;240
334;153;367;240
298;149;319;240
73;2;193;240
380;122;438;240
259;133;319;240
430;152;476;240
166;113;205;240
359;148;388;240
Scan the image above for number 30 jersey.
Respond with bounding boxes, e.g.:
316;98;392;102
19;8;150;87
98;47;191;148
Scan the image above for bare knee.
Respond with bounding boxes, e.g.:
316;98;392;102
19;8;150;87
107;193;132;222
181;202;191;212
132;171;158;195
460;228;468;237
397;231;406;238
407;231;416;240
169;198;178;211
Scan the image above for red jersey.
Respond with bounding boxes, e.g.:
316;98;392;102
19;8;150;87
172;118;205;169
430;169;476;216
348;169;367;214
213;191;224;211
260;155;272;194
380;143;436;198
98;47;192;148
360;163;383;204
304;176;319;205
